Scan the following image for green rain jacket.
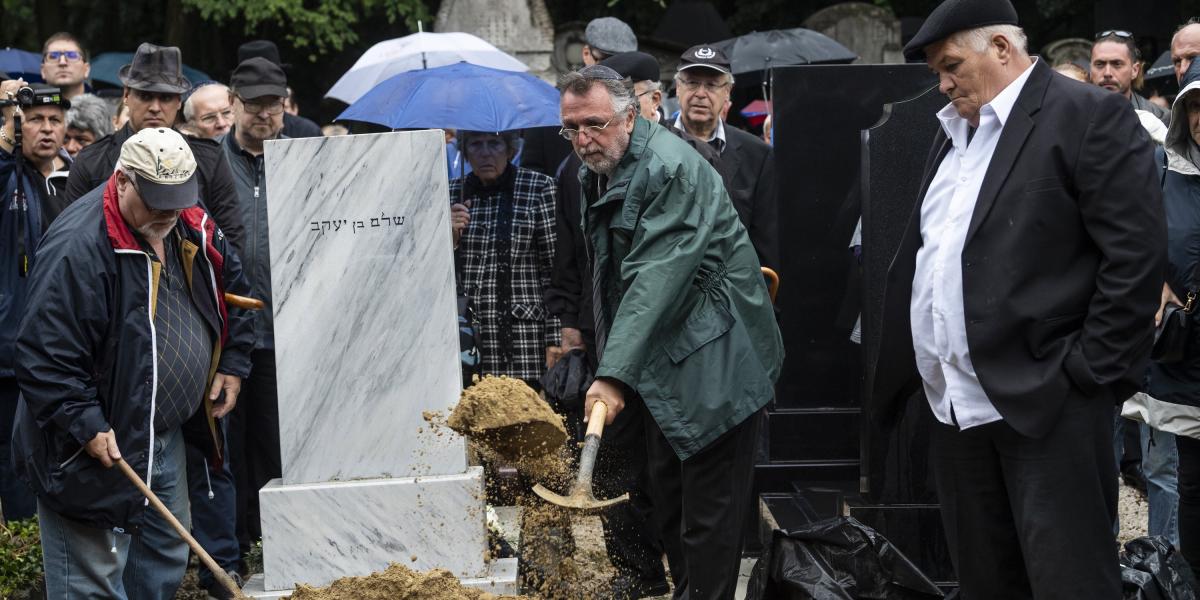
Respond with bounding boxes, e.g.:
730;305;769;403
581;116;784;460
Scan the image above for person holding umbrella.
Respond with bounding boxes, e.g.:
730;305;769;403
450;130;561;386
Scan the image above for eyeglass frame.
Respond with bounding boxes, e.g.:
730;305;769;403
44;50;84;63
238;96;286;115
675;77;732;94
559;113;622;141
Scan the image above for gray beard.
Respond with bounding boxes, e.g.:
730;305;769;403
137;218;177;240
582;154;619;175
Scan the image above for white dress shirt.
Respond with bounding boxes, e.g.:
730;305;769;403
674;115;727;153
911;59;1037;430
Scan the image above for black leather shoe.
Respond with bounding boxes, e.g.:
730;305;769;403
610;572;671;599
205;570;244;600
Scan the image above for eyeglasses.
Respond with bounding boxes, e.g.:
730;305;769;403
676;78;731;93
240;97;285;115
636;89;656;98
44;50;83;63
198;108;234;126
559;114;618;141
1096;30;1133;40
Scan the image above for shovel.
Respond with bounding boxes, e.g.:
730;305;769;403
116;458;248;600
532;401;629;513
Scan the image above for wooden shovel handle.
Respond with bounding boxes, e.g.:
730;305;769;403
116;459;247;599
586;401;608;438
223;293;264;310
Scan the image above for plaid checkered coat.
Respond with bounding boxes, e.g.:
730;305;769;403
451;167;561;382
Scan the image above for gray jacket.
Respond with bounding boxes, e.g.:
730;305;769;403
221;129;288;350
1132;91;1171;126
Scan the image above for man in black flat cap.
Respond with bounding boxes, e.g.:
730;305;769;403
236;40;321;139
873;0;1164;597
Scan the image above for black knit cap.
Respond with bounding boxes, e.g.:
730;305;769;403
600;52;661;83
903;0;1019;61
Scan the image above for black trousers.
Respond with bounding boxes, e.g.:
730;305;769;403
1175;433;1200;575
931;392;1121;599
227;349;281;554
643;401;760;600
0;378;35;522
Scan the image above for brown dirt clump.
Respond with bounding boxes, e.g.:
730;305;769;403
287;564;526;600
448;376;568;462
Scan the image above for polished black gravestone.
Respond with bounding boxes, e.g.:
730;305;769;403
757;64;936;500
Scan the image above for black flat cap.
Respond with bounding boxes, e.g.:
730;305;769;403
238;40;290;68
903;0;1019;61
231;57;288;100
600;52;661;83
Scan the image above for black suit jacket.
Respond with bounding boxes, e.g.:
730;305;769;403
717;125;780;271
871;59;1166;438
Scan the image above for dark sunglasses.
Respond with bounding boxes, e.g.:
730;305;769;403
44;50;83;63
1095;30;1133;40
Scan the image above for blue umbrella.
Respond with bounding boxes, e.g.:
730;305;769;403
0;48;44;83
337;62;561;132
88;52;210;88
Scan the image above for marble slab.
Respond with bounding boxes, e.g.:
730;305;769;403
259;468;489;591
264;130;465;484
243;559;518;598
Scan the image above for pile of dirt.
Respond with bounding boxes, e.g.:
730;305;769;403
287;564;526;600
448;376;568;462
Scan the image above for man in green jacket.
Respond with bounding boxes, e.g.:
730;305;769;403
558;65;784;599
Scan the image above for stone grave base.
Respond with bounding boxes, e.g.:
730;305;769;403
254;467;503;592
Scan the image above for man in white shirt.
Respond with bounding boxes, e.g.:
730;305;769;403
872;0;1165;597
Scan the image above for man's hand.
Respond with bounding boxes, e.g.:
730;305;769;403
209;373;243;419
546;346;565;369
560;327;585;352
0;79;27;151
1157;282;1183;327
85;429;121;468
584;378;625;425
451;201;472;247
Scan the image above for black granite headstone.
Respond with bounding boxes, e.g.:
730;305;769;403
860;85;946;505
758;65;937;499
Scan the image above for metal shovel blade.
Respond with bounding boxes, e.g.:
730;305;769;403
532;483;629;514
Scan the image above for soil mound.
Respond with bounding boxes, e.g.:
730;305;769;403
449;376;568;461
287;564;526;600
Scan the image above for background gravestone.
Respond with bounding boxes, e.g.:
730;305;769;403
804;2;904;64
244;130;516;596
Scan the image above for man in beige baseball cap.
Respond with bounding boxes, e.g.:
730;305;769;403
12;123;253;599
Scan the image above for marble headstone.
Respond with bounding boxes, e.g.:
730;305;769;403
265;130;465;485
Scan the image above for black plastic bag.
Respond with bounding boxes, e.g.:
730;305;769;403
747;516;943;600
1121;536;1198;600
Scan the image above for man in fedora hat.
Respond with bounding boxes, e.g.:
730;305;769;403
236;40;321;139
13;127;253;599
64;42;245;253
873;0;1164;596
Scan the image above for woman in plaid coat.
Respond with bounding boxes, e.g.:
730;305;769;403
450;130;561;385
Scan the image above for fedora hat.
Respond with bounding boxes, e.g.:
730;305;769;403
118;43;191;94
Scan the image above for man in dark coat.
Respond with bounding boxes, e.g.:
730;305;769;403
65;43;246;253
235;40;322;139
873;0;1165;597
14;127;253;599
673;45;779;271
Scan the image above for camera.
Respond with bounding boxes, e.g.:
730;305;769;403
0;86;64;108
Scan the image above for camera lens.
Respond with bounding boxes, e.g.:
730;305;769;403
15;87;34;106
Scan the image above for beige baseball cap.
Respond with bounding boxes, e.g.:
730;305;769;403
118;127;199;210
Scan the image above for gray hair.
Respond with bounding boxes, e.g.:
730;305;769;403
951;25;1029;57
557;70;638;117
182;83;232;123
458;129;521;154
66;93;114;137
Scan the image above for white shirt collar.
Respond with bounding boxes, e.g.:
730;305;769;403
936;58;1038;149
674;115;726;145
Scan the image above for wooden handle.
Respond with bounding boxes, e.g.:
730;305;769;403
117;459;246;599
223;293;264;310
586;401;608;438
761;267;780;303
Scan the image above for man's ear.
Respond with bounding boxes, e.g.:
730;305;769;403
993;33;1013;63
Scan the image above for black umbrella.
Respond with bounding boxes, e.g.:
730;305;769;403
1147;50;1173;80
711;28;858;76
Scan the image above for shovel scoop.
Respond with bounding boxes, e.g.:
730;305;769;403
533;401;629;513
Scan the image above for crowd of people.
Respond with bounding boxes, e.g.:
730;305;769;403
6;0;1200;598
